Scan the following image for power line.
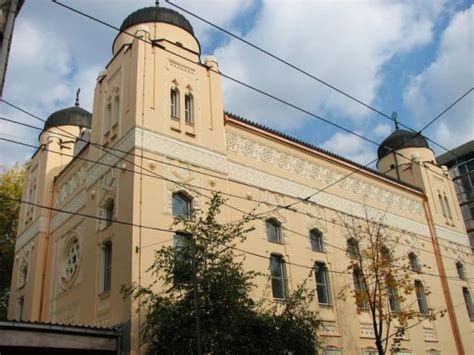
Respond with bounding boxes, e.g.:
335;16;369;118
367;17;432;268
2;129;472;271
1;116;471;265
47;1;474;247
165;0;465;159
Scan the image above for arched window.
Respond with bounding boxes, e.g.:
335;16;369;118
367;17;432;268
388;283;401;312
352;267;369;309
315;262;331;305
111;95;120;127
444;196;453;219
270;254;287;299
184;93;194;124
104;102;112;133
170;87;179;118
414;280;429;315
101;240;112;292
310;228;324;252
408;252;420;272
17;262;28;289
105;199;115;228
266;218;282;244
172;192;192;219
462;287;474;320
456;261;466;280
438;194;447;218
347;238;360;258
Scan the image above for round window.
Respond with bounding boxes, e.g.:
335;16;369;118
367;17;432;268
61;236;81;286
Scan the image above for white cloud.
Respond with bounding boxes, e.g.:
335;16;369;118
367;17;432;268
321;131;376;166
373;123;392;138
403;5;474;151
213;0;446;133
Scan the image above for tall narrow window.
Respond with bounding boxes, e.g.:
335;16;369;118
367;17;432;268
347;238;360;258
173;233;192;284
444;196;453;219
270;254;287;300
408;252;421;272
172;192;192;219
266;218;282;244
184;93;194;124
438;194;447;218
104;102;112;133
414;280;428;315
462;287;474;321
456;262;466;280
102;241;112;292
388;285;401;312
105;199;114;228
170;87;179;118
111;95;120;127
310;228;324;252
315;262;331;305
353;268;369;309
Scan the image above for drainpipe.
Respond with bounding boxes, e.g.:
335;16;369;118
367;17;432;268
422;198;464;354
38;180;55;321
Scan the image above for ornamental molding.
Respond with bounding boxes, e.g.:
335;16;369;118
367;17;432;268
52;191;87;231
228;162;431;238
55;166;87;207
135;128;228;173
435;225;470;248
15;216;48;252
226;132;423;215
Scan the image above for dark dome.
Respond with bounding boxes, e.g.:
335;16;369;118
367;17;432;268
378;129;430;159
120;6;194;35
44;106;92;131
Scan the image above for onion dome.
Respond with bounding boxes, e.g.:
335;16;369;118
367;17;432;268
377;129;430;159
120;6;194;35
43;89;92;130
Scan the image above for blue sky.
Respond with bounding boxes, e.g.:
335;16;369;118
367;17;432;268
0;0;472;167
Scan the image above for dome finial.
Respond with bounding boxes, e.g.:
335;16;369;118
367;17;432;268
75;88;81;107
392;112;399;129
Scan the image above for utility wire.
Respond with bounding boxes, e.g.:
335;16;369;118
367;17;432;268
165;0;465;159
3;195;468;282
48;0;473;216
6;1;470;266
1;131;471;266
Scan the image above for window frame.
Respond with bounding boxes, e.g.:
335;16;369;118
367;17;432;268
170;87;179;119
438;194;447;218
173;232;193;284
172;192;192;219
270;254;287;300
266;218;283;244
388;284;401;313
408;252;421;272
353;267;369;310
456;261;466;280
462;287;474;321
347;237;360;259
184;93;194;124
310;228;324;252
315;262;332;305
101;240;112;293
105;199;115;228
414;280;429;315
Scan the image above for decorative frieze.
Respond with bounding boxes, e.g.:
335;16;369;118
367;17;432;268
56;167;86;207
226;133;423;215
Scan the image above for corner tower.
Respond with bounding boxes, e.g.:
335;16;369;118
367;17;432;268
90;4;225;158
8;97;91;322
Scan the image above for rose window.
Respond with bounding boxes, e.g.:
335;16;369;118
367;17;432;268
62;238;80;284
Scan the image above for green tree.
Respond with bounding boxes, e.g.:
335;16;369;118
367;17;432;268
338;210;444;354
125;193;321;354
0;163;24;319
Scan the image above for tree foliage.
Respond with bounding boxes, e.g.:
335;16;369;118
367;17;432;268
338;210;444;354
0;163;24;319
125;193;321;354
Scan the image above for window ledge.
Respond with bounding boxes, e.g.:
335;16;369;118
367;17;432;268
98;290;111;299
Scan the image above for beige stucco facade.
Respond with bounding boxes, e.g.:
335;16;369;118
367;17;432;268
8;7;473;354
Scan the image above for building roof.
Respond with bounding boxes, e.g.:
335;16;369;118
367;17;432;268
224;112;423;193
377;129;430;159
437;140;474;167
43;106;92;131
120;6;194;35
0;320;120;336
